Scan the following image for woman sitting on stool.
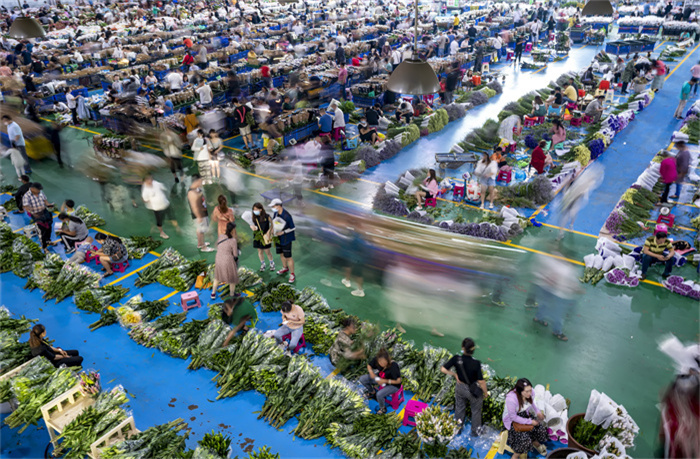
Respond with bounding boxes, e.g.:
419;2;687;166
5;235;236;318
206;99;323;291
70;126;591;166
503;378;548;458
93;232;128;278
359;348;402;414
29;324;83;368
414;168;439;209
56;213;89;254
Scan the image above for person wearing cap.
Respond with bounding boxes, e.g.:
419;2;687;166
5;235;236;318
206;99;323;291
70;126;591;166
640;231;676;280
584;95;605;123
271;198;296;283
22;183;54;252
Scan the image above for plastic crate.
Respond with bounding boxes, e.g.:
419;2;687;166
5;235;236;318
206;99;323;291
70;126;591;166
153;69;169;80
272;75;286;88
90;109;102;121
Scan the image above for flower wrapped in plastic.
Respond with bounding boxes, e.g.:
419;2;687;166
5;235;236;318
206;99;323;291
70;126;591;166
116;306;142;328
588;139;605;160
663;275;700;300
416;404;460;457
79;370;101;395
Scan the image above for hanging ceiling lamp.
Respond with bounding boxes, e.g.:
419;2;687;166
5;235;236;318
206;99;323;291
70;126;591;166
8;0;46;39
581;0;614;17
387;0;440;95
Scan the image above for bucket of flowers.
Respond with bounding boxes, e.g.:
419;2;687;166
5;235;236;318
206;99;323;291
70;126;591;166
415;404;460;458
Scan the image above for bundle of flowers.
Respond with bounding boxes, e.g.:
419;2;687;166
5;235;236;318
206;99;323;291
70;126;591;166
444;221;509;241
355;145;381;168
326;413;403;458
99;418;189;459
9;236;44;278
134;247;186;287
156;259;208;291
415;405;460;457
581;15;614;24
525;134;538;149
532;384;570;443
498;175;554;208
481;87;497;98
214;330;287;399
74;205;106;227
377;139;402;161
4;363;78;433
604;267;641;287
443;103;467;122
303;313;338;355
259;356;323;429
572;390;639;453
24;254;64;292
79;370;101;395
259;283;300;313
581;254;607;285
618;16;663;27
679;118;700;144
588;139;605;160
116;305;142;328
373;188;409;216
43;263;102;303
121;235;162;259
663;275;700;300
294;377;369;440
572;144;591;167
54;386;130;459
487;79;503;94
592;131;611;147
467;90;489;106
74;285;130;313
187;320;231;370
407;211;434;225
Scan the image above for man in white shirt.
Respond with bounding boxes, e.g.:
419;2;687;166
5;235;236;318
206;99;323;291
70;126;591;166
166;70;183;91
530;19;541;45
196;81;213;107
331;101;345;141
391;47;402;65
292;20;304;36
337;33;348;45
65;88;78;125
449;38;459;55
2;115;29;174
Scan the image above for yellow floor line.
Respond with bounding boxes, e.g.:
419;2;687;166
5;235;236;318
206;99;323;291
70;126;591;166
653;40;667;51
485;441;500;459
107;258;158;286
223;134;241;141
159;290;180;302
665;42;700;80
223;145;246;152
325;368;340;379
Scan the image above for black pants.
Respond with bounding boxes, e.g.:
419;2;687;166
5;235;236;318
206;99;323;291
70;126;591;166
514;47;523;63
660;183;671;203
61;234;86;251
52;350;83;368
34;220;52;249
169;157;183;174
70;107;78;125
621;81;629;93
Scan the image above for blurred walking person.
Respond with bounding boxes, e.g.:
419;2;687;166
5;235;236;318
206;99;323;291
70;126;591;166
3;115;30;174
141;175;179;240
211;222;239;300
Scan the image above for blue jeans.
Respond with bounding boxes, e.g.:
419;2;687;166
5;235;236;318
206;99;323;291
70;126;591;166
672;182;682;197
641;254;674;276
534;286;573;335
359;374;399;410
273;325;303;350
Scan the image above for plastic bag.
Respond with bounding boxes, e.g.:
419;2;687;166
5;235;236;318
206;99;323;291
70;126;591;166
240;210;254;227
590;392;617;428
612;255;624;268
601;256;615;272
566;453;588;459
585;389;601;421
593;255;604;270
584;254;596;268
272;217;286;233
621;255;636;270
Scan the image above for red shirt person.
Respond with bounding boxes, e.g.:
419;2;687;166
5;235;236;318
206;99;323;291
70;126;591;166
530;140;547;174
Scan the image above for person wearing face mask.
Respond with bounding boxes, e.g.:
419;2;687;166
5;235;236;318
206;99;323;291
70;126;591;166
503;378;548;458
271;198;296;283
250;202;275;272
29;324;83;368
358;117;379;145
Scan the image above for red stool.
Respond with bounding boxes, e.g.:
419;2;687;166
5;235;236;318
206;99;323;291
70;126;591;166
566;102;577;111
599;80;611;90
508;143;516;153
523;117;537;127
85;245;100;262
386;385;405;411
403;399;429;427
524;42;533;52
657;214;675;228
578;89;586;98
452;185;465;201
424;197;437;208
111;260;130;273
537;116;545;124
497;169;512;183
281;333;306;353
181;291;201;311
506;50;514;61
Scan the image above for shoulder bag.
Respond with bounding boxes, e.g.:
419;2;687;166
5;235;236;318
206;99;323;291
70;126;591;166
457;357;484;399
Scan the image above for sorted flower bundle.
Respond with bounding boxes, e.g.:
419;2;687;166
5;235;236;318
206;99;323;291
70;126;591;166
406;211;434;225
157;259;208;292
481;87;497;98
134;248;186;287
604;268;640;288
24;254;64;291
415;405;460;457
89;309;119;332
100;418;189;459
303;313;338;355
591;131;610;147
10;236;44;278
377;139;402;161
43;263;102;303
260;283;299;312
258;356;323;428
55;386;130;458
467;90;489;106
572;144;591;167
487;79;503;94
574;390;639;452
497;175;554;208
588;139;605;160
0;338;33;378
356;145;381;168
74;205;106;227
376;430;422;458
373;188;409;216
121;235;162;259
4;365;79;432
214;330;287;399
74;285;130;313
79;370;101;395
116;305;143;328
187;320;232;370
525;134;538;149
444;103;467;122
294;376;369;439
0;353;53;403
198;430;232;458
663;275;700;300
414;345;453;402
326;413;402;458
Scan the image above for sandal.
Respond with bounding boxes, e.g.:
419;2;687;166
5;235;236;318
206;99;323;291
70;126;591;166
102;272;114;279
533;317;548;327
535;444;547;455
553;332;568;342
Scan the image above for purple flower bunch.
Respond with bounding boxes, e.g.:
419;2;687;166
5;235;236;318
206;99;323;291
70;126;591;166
607;115;622;132
525;134;538;149
487;80;504;94
469;91;489;106
604;268;640;287
664;276;700;300
588;139;605;160
378;139;402;161
407;211;435;225
604;209;625;234
373;188;409;216
356;146;381;168
446;222;508;241
444;103;467;122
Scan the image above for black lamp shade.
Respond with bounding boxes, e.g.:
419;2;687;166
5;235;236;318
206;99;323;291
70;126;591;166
581;0;614;16
387;59;441;95
8;17;46;39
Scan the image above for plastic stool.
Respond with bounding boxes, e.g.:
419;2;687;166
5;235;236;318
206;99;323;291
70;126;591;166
523;117;537;127
657;214;674;228
402;399;429;427
508;143;516;153
281;332;306;353
524;42;533;52
506;50;514;61
111;260;130;273
424;197;437;208
481;63;490;74
386;385;405;410
537;116;545;124
22;224;39;238
0;206;7;220
582;115;594;124
181;291;202;311
452;185;465;201
85;245;100;263
496;430;515;454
